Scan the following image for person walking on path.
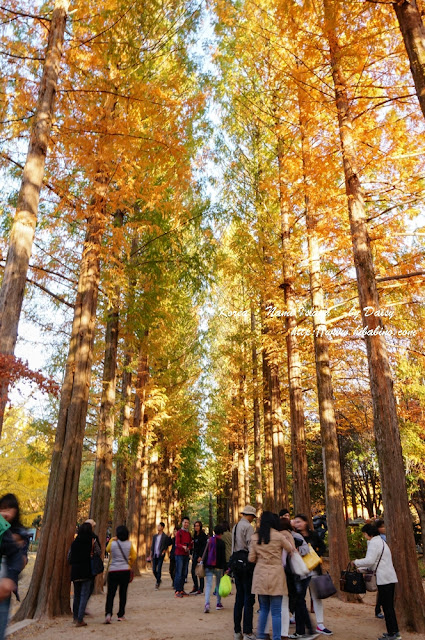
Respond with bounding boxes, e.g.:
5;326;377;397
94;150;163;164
354;523;400;640
174;516;193;597
104;525;137;624
0;506;23;640
203;524;226;613
232;504;257;640
69;522;99;627
148;522;170;590
190;520;208;595
250;512;295;640
292;514;332;636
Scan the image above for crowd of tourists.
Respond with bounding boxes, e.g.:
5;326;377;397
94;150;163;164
145;506;400;640
0;493;401;640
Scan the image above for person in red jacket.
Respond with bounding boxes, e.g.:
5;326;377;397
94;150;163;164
174;517;193;597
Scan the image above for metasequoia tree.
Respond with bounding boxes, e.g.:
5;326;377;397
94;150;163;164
392;0;425;118
322;0;425;629
0;0;69;435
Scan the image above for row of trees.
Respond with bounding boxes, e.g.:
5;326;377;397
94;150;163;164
1;0;213;619
205;0;425;631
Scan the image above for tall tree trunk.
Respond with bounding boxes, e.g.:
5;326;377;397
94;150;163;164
393;0;425;119
324;2;425;629
127;345;149;574
0;0;69;436
277;139;311;519
89;283;119;592
231;441;239;522
262;352;275;511
113;351;132;529
251;309;263;511
270;363;288;510
241;373;250;504
14;206;105;619
296;68;350;591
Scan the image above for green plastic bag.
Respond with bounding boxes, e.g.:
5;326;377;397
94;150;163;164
0;514;11;568
218;573;232;598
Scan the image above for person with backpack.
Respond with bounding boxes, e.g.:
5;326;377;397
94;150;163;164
0;508;23;640
231;505;257;640
104;525;136;623
203;525;226;613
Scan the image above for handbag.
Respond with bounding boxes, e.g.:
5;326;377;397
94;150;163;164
363;540;385;592
340;563;366;594
228;524;253;575
218;573;232;597
195;539;209;578
90;539;104;576
289;550;310;578
310;572;337;599
302;544;322;571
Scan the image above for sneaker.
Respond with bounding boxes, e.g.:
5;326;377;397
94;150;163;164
378;635;401;640
105;614;111;624
175;591;183;598
155;583;159;590
196;590;203;594
189;589;198;595
289;635;304;639
204;603;210;613
316;628;333;636
234;633;243;640
216;602;224;610
181;590;190;596
375;613;384;619
117;616;125;621
75;621;87;627
243;635;256;640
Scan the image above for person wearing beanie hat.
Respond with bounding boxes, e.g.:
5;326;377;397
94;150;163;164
232;505;256;640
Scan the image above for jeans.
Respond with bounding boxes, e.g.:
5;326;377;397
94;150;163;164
378;583;399;635
152;555;165;585
191;557;205;592
205;568;222;605
257;594;282;640
0;596;10;640
174;555;189;592
234;570;255;634
294;577;312;635
73;580;92;623
105;570;131;618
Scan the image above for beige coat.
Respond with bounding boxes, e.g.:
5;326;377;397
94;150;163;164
249;529;294;596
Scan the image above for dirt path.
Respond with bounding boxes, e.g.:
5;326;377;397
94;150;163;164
7;560;424;640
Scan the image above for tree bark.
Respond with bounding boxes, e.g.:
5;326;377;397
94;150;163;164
14;206;105;619
277;139;311;519
231;441;239;523
0;0;69;436
270;363;288;510
297;66;350;591
393;0;425;119
251;309;263;511
324;2;425;629
113;351;132;530
89;283;119;592
262;351;275;511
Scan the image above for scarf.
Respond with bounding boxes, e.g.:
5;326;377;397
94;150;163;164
207;535;217;567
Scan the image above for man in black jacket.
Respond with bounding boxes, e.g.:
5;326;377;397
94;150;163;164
148;522;170;590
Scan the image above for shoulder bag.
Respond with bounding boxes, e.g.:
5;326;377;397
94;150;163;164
289;550;310;578
195;539;209;578
90;538;104;576
363;540;385;592
302;543;322;571
310;571;337;599
228;523;252;575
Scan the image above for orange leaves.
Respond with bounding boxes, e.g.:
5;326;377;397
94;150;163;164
0;354;60;399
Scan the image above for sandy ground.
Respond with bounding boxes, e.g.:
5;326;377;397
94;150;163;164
7;557;424;640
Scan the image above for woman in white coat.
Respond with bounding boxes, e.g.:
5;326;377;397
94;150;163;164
354;523;399;640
